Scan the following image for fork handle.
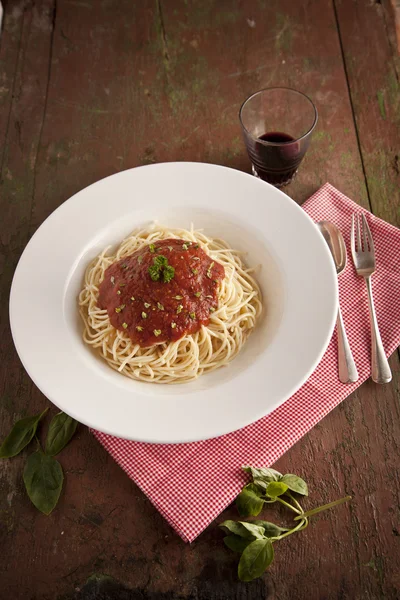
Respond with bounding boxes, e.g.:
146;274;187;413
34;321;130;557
365;277;392;384
337;308;359;383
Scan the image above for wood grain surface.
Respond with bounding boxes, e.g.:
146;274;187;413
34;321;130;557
0;1;399;599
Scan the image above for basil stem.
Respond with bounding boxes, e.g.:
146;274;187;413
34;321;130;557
275;496;302;514
294;496;351;520
273;518;308;541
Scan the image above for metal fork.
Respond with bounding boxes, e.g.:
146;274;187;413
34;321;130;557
351;213;392;384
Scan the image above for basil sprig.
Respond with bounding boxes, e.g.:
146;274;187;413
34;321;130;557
148;254;175;283
0;408;78;514
220;465;351;582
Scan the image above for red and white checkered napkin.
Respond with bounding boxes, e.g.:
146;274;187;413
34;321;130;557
93;183;400;542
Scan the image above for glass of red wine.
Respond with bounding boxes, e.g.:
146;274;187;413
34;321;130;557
239;87;318;187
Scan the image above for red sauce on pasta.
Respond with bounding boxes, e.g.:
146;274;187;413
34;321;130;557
98;239;225;348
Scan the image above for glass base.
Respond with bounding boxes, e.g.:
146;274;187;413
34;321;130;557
252;164;297;188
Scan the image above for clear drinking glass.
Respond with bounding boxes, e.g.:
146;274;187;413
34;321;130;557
239;87;318;187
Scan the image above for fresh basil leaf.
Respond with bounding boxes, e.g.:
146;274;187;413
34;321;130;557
219;520;265;539
238;539;274;582
252;520;290;538
23;450;63;515
266;481;289;498
263;467;283;480
238;521;266;539
224;535;252;553
281;474;308;496
242;466;282;482
0;408;48;459
236;483;264;517
45;412;78;456
220;520;248;537
253;478;268;491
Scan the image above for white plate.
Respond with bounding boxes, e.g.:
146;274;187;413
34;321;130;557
10;163;337;443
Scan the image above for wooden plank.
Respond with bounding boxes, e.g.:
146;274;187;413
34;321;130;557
0;0;55;397
335;0;400;225
387;0;400;54
330;4;400;595
0;0;59;595
0;0;399;599
0;1;25;165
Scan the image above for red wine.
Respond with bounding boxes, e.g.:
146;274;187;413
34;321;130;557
259;131;295;144
246;130;301;186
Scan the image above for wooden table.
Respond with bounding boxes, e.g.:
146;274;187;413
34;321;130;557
1;1;399;598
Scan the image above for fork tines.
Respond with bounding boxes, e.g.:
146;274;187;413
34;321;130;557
351;213;375;255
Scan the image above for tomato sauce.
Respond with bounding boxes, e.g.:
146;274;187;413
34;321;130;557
98;239;225;347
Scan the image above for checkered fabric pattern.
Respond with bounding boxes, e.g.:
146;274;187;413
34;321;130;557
93;183;400;542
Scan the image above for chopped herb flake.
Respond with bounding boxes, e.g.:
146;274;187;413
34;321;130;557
182;243;189;251
144;302;151;308
171;322;177;329
192;268;198;275
136;325;143;332
157;302;164;311
121;264;128;270
137;255;143;264
149;244;156;253
193;244;199;249
141;312;147;319
115;304;125;313
189;312;196;320
168;246;173;251
149;264;161;281
193;256;200;261
119;283;126;287
154;255;168;267
210;307;216;312
176;305;183;314
130;296;135;301
173;295;183;300
163;265;175;283
153;329;162;337
117;290;121;295
194;292;201;297
122;322;128;329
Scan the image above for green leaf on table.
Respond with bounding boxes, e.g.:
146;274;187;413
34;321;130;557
281;474;308;496
45;412;78;456
23;450;63;515
252;520;290;538
219;520;265;539
242;466;282;482
266;481;289;498
236;483;265;517
224;535;252;553
252;478;269;492
0;408;48;459
238;539;274;582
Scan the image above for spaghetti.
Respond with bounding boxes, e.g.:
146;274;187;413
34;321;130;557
79;224;262;384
